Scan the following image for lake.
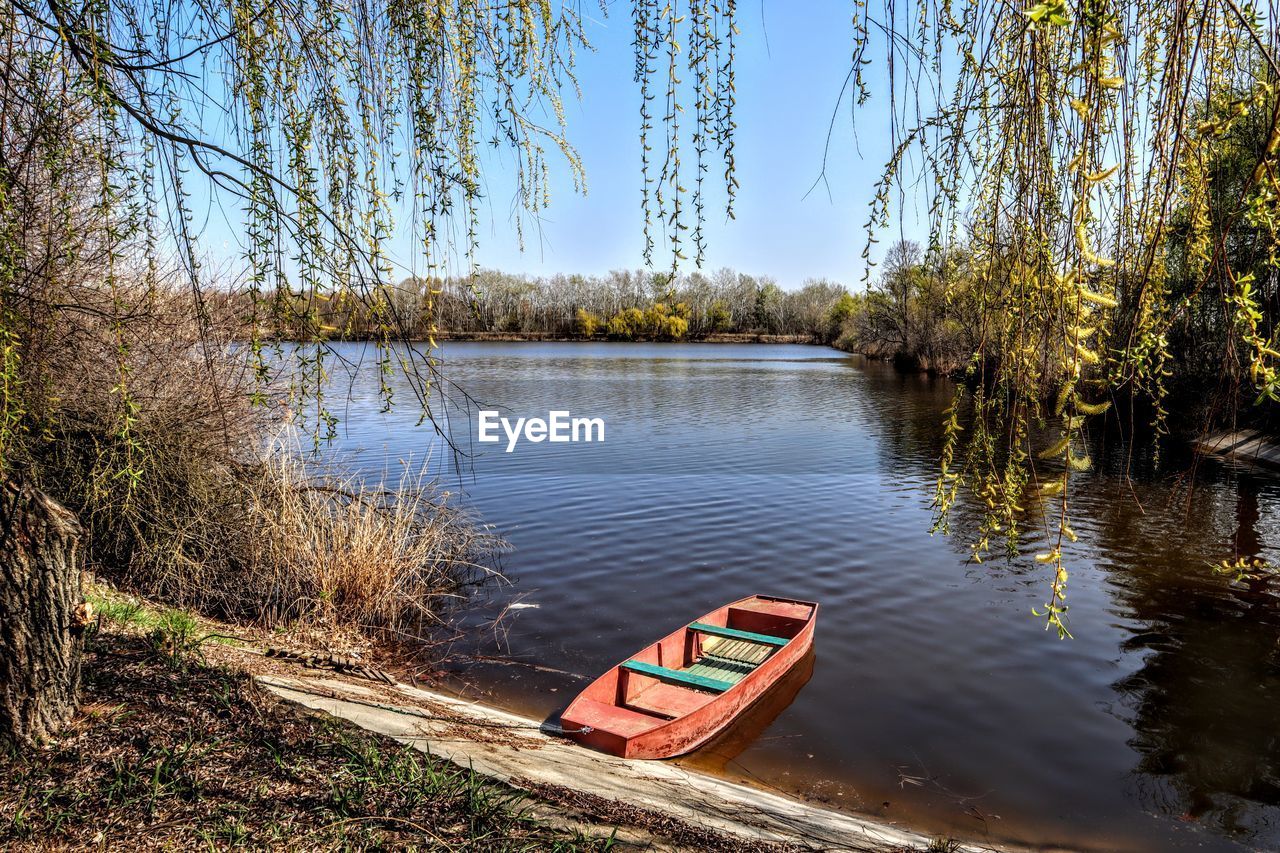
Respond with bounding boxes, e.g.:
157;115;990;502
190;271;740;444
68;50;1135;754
326;341;1280;851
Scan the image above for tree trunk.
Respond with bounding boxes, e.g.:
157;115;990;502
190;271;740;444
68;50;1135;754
0;477;87;748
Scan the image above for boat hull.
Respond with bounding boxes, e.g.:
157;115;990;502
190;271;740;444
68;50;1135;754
561;594;818;759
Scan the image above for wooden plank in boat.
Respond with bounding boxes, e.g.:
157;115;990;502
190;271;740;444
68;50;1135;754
687;655;757;684
703;637;773;665
690;621;789;646
621;660;734;693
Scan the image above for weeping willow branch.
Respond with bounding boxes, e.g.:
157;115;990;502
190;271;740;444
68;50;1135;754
0;0;741;473
855;0;1280;634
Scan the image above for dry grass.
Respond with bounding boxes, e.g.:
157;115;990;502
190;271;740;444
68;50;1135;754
242;441;503;641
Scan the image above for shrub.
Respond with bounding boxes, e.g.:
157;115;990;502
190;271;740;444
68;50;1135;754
606;307;645;340
824;292;861;342
641;302;689;340
707;300;732;332
661;315;689;339
574;308;602;337
245;441;501;637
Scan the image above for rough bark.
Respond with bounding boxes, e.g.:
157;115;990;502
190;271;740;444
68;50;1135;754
0;476;87;749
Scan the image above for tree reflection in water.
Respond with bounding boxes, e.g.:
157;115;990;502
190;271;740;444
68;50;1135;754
1107;465;1280;838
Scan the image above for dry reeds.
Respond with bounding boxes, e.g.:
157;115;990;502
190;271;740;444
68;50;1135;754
243;440;502;640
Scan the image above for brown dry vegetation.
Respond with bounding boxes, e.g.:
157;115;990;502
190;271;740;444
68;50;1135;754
247;450;502;639
16;279;501;646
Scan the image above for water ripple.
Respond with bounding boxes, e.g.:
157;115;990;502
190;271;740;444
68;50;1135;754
325;341;1280;852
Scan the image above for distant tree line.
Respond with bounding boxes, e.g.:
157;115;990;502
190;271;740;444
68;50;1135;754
249;257;987;371
264;268;861;343
260;229;1280;411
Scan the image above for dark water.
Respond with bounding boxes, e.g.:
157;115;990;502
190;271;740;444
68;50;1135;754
326;341;1280;851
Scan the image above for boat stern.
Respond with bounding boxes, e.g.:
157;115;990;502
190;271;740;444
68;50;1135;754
560;697;664;758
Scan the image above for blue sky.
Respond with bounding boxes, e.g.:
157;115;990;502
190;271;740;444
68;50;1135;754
193;2;924;290
458;1;916;287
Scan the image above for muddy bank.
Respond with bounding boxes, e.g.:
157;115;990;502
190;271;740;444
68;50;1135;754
258;670;1015;852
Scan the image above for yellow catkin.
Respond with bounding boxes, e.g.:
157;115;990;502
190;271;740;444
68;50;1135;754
1085;164;1119;183
1038;435;1071;459
1079;288;1118;308
1074;399;1111;416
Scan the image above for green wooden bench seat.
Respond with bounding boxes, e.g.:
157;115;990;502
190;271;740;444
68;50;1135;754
688;621;789;647
621;660;733;693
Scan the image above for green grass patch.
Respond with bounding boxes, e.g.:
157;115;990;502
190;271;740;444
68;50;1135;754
87;583;244;671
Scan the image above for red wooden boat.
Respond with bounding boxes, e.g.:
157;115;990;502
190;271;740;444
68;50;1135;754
560;594;818;759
